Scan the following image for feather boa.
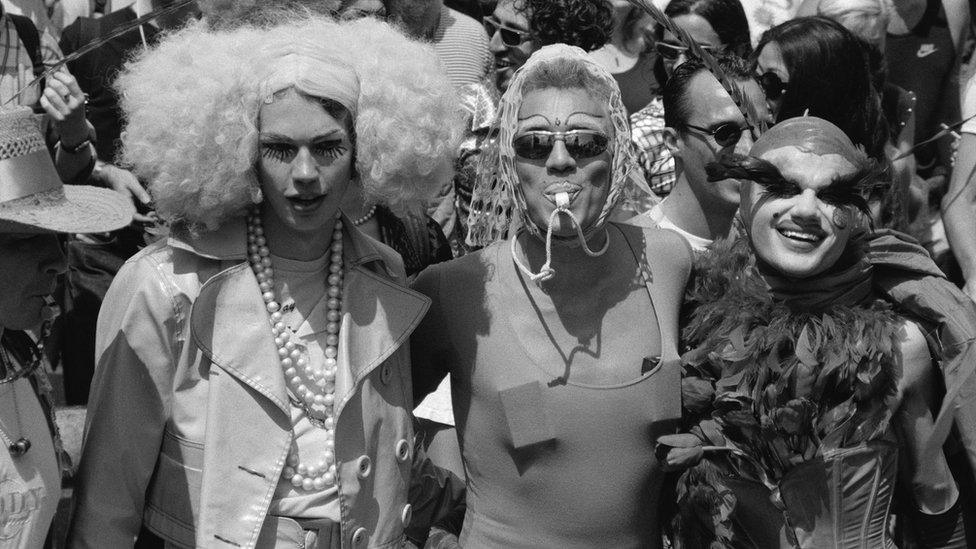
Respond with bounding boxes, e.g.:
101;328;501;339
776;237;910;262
672;238;903;548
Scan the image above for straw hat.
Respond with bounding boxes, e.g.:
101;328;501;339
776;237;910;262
0;107;134;233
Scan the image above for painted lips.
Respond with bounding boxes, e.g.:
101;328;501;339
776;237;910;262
286;195;326;213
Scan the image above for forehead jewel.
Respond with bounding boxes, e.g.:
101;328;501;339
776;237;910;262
750;116;864;164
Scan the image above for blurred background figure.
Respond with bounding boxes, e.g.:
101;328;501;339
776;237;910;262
55;0;200;406
630;0;751;199
589;0;656;115
484;0;614;91
387;0;492;88
943;69;976;302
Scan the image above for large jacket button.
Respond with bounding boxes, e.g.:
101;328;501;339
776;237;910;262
356;455;372;479
380;363;392;385
401;503;413;525
352;527;368;547
395;438;410;462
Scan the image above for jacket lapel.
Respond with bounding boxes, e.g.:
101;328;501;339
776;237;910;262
190;263;290;415
332;265;430;418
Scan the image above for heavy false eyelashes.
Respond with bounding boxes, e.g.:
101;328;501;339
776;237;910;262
260;141;348;162
705;154;798;197
705;154;878;215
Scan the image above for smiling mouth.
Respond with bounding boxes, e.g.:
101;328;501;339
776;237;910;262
286;195;326;212
777;226;825;245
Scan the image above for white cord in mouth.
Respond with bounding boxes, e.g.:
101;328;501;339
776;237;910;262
512;194;610;283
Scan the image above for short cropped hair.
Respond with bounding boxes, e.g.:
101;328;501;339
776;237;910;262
117;16;463;232
662;54;755;129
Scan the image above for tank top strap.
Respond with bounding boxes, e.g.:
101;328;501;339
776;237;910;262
613;223;693;362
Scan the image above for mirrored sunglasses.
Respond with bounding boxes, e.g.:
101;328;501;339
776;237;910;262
683;122;753;148
483;15;531;47
512;130;610;160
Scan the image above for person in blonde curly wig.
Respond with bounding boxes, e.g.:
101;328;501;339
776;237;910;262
68;15;463;549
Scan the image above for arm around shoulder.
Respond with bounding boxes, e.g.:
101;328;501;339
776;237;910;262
68;252;182;547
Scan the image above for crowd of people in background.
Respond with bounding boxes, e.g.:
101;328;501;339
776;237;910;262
1;0;975;547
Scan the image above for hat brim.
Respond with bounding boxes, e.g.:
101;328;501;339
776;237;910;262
0;185;136;234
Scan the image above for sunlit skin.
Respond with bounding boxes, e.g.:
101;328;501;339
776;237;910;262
669;73;770;211
514;87;613;238
489;0;534;91
661;14;723;77
755;41;789;119
257;89;354;261
0;234;66;330
745;146;859;279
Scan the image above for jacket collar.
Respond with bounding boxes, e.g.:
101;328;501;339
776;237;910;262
187;214;429;416
168;212;391;270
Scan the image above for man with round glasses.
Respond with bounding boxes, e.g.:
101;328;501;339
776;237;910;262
483;0;613;91
628;55;771;252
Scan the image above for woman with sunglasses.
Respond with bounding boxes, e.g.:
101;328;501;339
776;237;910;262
753;17;885;163
630;0;751;198
411;44;692;548
664;116;974;547
68;16;463;548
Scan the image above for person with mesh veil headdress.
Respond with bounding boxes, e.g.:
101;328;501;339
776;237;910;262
410;44;691;547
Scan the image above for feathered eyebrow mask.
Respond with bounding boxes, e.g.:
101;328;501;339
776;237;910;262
705;153;885;217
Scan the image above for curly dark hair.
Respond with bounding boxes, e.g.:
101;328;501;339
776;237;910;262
514;0;614;52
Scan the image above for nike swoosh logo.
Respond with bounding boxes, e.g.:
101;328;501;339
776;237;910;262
917;45;937;58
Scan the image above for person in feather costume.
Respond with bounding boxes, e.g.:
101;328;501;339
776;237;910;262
661;115;976;548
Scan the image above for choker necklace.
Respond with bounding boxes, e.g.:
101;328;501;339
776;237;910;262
247;207;343;492
352;204;377;226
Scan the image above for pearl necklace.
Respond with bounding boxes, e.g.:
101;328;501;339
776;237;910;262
247;208;343;492
352;204;377;226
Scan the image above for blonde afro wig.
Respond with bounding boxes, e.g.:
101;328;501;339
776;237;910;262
116;15;463;232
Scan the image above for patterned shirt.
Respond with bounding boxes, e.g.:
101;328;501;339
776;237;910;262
0;12;63;107
630;96;676;198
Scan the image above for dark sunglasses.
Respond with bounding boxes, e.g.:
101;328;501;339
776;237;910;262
683;122;753;148
655;41;717;61
483;15;531;47
513;130;610;160
757;72;789;101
